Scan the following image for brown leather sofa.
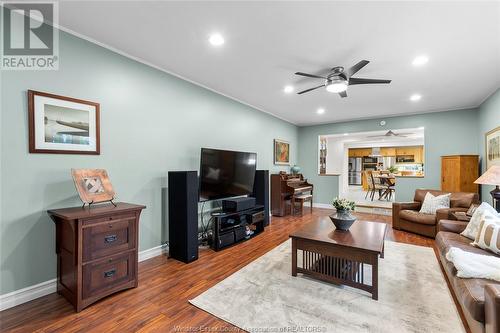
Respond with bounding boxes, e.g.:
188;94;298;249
436;220;500;333
392;189;479;238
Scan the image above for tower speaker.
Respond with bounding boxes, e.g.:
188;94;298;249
168;171;199;263
252;170;270;226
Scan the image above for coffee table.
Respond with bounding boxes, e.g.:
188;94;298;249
289;218;387;300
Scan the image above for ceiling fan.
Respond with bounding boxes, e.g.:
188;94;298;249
295;60;391;98
367;130;414;138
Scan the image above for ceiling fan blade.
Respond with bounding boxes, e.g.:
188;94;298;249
346;60;369;77
297;85;324;94
338;91;347;98
349;78;392;85
295;72;326;79
366;135;388;138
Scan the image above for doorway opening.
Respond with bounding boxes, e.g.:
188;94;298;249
318;127;425;208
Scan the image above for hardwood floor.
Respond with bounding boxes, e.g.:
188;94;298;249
0;209;463;332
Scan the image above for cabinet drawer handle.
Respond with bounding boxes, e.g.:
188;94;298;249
104;235;117;243
104;269;116;278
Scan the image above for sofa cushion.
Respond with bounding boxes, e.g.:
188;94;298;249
413;189;478;208
399;209;436;225
419;192;450;214
450;192;479;209
414;189;448;203
462;202;500;240
472;210;500;255
436;232;500;322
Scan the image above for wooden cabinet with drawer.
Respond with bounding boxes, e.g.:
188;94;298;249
48;202;146;312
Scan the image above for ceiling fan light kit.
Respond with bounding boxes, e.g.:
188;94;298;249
295;60;391;98
326;78;348;93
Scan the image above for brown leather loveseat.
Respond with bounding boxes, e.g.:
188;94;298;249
436;220;500;333
392;189;479;238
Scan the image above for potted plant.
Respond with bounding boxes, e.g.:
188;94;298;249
387;165;398;174
330;197;356;231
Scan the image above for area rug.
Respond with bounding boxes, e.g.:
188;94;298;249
189;240;465;333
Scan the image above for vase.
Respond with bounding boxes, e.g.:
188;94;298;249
329;209;356;231
290;165;301;174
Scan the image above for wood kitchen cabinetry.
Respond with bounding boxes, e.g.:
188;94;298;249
348;146;423;162
441;155;479;193
348;148;372;157
380;147;396;156
395;146;424;163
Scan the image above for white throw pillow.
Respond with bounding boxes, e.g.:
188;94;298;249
472;210;500;255
461;202;500;240
419;192;450;214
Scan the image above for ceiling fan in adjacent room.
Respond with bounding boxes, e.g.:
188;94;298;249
295;60;391;98
366;130;415;138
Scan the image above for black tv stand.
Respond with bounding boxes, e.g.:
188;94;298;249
211;205;266;251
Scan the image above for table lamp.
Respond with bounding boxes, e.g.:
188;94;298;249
474;165;500;212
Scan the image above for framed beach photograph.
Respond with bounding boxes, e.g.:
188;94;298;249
486;126;500;169
274;139;290;165
28;90;100;154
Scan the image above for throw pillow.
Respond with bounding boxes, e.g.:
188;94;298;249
472;210;500;255
461;202;499;240
419;192;450;214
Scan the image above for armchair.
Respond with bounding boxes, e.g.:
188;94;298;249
392;189;479;238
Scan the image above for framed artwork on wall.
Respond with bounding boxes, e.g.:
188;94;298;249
28;90;100;154
486;126;500;169
274;139;290;165
71;169;115;206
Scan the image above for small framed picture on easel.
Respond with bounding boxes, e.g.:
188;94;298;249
71;169;115;207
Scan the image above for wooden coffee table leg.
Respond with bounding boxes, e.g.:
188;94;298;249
372;255;378;300
291;238;297;277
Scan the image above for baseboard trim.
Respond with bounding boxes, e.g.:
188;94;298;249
0;278;57;312
138;244;168;262
0;244;169;311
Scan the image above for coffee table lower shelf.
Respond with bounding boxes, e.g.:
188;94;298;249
291;238;383;300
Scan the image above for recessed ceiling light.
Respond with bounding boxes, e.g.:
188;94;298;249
317;108;325;114
343;133;349;136
283;85;294;94
410;94;422;102
209;33;224;46
412;55;429;66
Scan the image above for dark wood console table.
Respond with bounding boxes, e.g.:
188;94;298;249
48;202;146;312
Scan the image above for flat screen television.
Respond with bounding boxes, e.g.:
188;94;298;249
199;148;257;202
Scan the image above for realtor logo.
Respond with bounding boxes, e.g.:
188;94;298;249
1;1;59;70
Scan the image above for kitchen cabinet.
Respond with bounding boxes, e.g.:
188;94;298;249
380;147;396;156
348;148;372;157
348;146;424;162
395;146;424;163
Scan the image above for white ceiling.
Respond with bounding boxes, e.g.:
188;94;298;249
322;127;425;147
57;1;500;126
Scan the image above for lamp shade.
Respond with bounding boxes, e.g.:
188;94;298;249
474;165;500;185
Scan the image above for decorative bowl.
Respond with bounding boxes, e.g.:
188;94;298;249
329;209;356;231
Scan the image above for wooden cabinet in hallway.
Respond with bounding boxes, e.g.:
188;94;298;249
441;155;479;193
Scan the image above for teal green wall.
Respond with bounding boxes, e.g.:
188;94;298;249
298;109;480;204
0;32;298;294
478;88;500;203
1;25;496;299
